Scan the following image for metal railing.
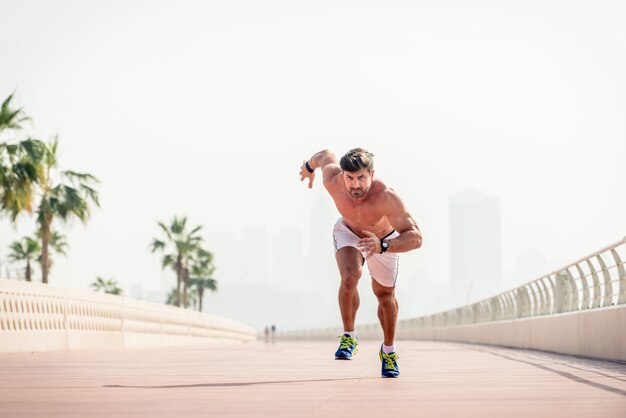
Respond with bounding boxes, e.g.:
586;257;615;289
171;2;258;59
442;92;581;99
408;237;626;329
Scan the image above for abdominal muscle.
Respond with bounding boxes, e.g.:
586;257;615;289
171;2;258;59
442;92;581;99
340;215;393;239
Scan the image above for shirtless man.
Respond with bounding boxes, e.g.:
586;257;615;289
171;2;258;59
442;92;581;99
299;148;422;378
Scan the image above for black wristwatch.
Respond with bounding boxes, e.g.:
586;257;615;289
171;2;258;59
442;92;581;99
380;240;389;253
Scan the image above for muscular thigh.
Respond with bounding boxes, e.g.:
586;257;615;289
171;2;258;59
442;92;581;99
335;247;364;282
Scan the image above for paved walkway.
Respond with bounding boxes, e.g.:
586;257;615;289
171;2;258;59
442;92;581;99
1;340;625;417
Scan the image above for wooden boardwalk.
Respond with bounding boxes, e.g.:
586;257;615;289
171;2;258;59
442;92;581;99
1;340;625;417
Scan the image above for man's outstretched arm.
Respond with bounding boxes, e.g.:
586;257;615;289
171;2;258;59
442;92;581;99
299;149;341;189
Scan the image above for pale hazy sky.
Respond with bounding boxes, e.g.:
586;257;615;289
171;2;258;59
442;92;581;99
1;1;625;315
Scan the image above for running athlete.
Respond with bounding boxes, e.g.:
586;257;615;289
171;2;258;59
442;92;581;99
299;148;422;378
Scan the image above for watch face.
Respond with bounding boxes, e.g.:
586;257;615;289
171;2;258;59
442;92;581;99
382;241;388;249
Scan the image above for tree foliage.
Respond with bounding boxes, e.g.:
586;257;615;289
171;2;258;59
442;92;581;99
8;236;40;281
1;94;99;285
91;276;123;295
151;216;204;307
35;138;100;283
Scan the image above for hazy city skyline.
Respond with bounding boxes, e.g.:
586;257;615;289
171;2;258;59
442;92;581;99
450;189;502;306
1;1;625;330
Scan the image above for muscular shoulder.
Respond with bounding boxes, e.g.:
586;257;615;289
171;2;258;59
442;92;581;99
376;181;406;214
371;179;392;198
322;163;342;190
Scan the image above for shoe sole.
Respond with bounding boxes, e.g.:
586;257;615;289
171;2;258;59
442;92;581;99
335;347;358;360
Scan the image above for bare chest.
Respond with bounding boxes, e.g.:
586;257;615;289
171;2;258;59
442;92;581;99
330;193;389;236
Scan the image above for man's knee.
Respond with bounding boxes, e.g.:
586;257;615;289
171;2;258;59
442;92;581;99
373;284;395;303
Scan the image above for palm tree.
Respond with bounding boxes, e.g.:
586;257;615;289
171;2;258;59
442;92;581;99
0;94;45;221
36;138;99;283
91;276;123;295
150;216;202;307
188;247;217;312
7;236;40;281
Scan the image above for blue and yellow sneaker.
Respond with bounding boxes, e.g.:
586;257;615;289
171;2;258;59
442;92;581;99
379;345;400;378
334;334;358;360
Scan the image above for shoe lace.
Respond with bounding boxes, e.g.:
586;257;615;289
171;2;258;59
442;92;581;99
338;335;357;349
381;352;399;370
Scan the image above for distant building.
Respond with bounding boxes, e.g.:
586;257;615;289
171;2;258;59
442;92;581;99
449;189;502;306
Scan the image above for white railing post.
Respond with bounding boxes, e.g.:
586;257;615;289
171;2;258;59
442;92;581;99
515;288;523;318
575;264;590;310
611;249;626;305
564;269;579;312
597;254;613;307
586;259;602;309
554;272;565;314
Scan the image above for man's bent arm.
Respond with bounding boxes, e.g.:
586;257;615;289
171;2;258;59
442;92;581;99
384;192;423;253
307;149;339;172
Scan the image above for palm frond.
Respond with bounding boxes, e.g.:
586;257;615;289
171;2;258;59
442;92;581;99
171;216;187;235
7;241;26;260
161;254;175;270
0;93;31;133
150;239;166;253
44;137;58;169
189;225;203;236
19;138;46;168
157;221;173;242
91;277;106;291
46;184;92;223
0;138;46;220
50;230;68;256
62;170;100;184
189;277;218;292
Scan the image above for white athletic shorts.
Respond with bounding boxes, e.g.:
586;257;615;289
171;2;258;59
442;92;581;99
332;218;400;288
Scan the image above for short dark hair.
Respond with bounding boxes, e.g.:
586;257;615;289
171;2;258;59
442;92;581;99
340;148;375;172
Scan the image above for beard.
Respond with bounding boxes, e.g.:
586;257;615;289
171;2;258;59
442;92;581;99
349;187;369;198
